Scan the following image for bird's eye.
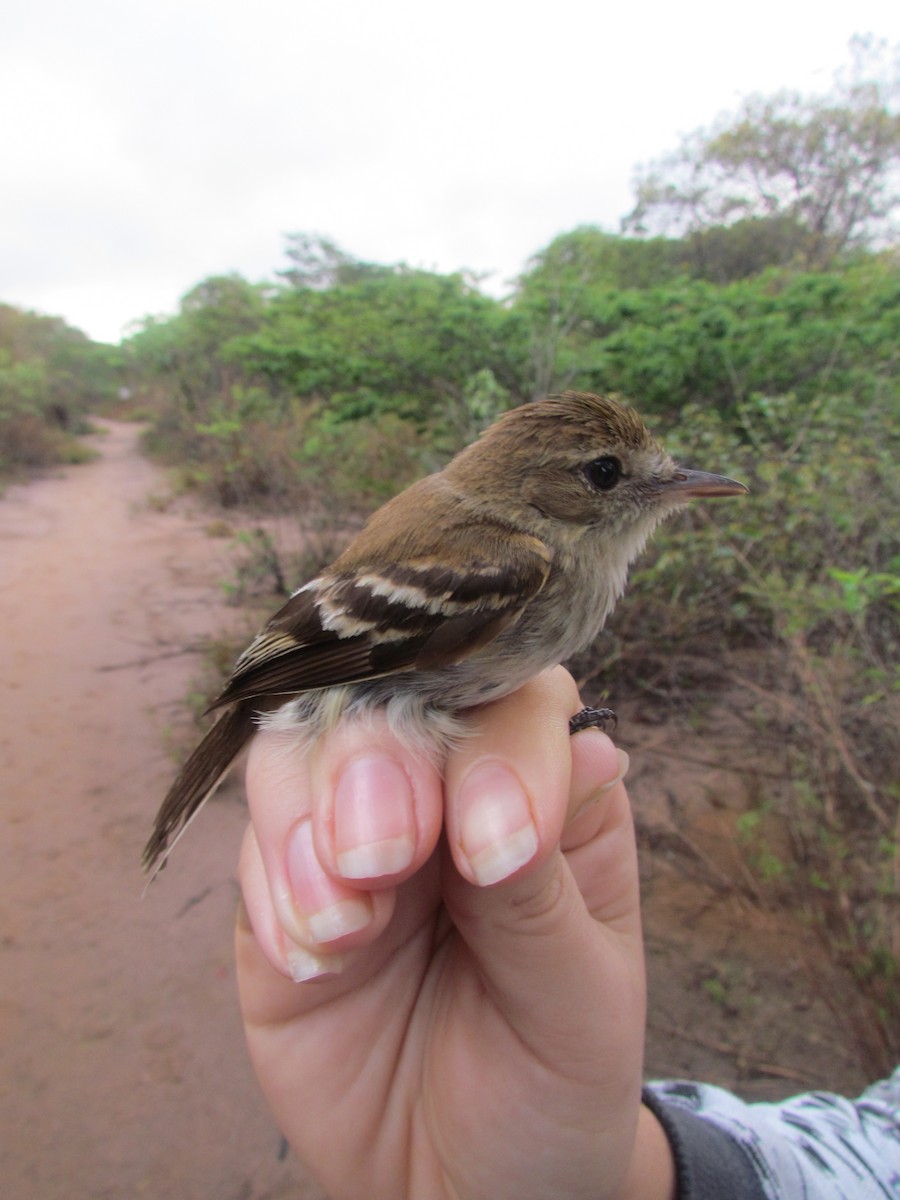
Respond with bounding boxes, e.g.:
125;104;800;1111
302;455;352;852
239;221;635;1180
584;456;622;491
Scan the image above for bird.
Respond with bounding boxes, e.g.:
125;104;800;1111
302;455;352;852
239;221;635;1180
143;391;747;876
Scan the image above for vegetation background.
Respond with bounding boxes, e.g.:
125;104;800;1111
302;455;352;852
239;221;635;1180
3;42;897;1077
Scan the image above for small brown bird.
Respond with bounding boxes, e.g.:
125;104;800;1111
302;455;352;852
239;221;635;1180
144;392;746;876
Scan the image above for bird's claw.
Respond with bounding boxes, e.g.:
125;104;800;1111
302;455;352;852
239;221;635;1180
568;706;618;735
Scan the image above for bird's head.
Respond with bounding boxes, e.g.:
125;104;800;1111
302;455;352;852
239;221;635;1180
449;391;747;556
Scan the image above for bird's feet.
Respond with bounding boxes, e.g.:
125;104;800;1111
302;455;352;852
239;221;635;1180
568;706;617;735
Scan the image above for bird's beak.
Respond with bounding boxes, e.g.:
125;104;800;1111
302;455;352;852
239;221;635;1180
663;469;749;499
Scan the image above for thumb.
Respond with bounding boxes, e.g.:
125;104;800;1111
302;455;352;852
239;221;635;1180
441;669;645;1061
442;780;644;1061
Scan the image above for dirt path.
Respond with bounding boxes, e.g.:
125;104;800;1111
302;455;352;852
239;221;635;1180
0;421;321;1200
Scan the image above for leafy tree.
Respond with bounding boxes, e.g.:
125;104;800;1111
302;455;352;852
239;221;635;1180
278;233;390;290
519;227;686;293
511;228;689;395
0;304;119;472
0;304;118;417
125;274;271;433
233;245;522;431
127;244;525;504
514;243;900;415
678;215;817;283
625;36;900;269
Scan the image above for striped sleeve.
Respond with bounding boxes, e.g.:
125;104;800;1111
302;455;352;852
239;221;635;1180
644;1066;900;1200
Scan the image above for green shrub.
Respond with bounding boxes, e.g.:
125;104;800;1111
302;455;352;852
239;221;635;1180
579;387;899;1066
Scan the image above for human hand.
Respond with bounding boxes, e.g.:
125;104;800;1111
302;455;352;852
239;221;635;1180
235;666;674;1200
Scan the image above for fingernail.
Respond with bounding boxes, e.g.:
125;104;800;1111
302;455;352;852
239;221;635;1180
285;944;346;983
570;749;631;822
457;762;538;886
598;748;630;794
286;820;373;943
333;754;416;879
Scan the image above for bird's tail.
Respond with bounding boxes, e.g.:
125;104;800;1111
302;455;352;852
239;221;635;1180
142;703;254;882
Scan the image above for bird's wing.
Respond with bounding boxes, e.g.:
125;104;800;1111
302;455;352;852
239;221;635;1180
210;530;552;709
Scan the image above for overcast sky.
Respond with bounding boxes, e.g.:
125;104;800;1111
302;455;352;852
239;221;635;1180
3;0;898;344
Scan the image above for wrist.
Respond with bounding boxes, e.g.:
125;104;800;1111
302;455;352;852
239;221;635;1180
615;1104;677;1200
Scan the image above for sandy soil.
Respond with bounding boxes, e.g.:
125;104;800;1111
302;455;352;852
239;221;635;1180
0;421;321;1200
0;420;870;1200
